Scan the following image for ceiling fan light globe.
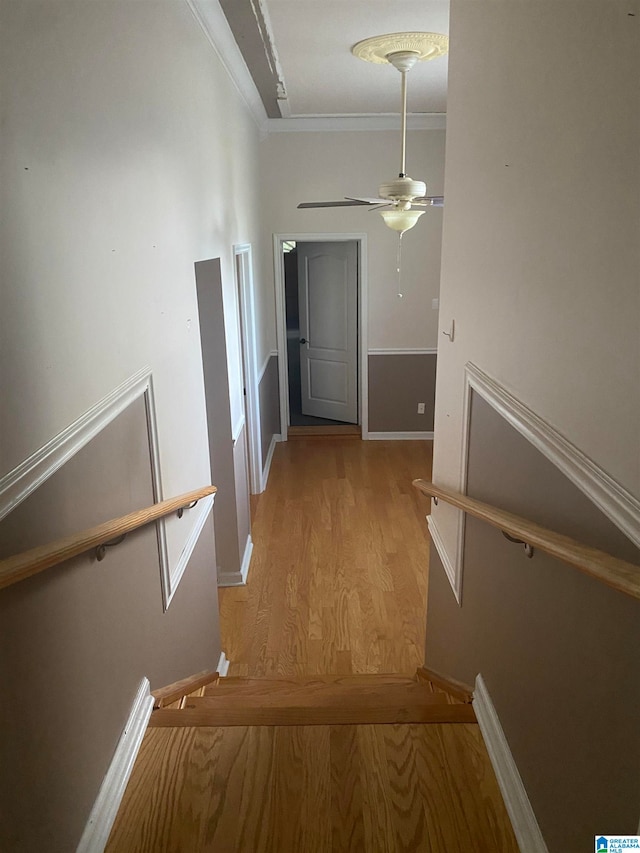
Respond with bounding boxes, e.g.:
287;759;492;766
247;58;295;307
380;209;424;234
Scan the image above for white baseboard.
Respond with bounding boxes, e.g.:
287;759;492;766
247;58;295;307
217;535;253;587
240;536;253;583
261;433;279;491
367;431;434;441
216;651;230;677
473;674;548;853
77;678;154;853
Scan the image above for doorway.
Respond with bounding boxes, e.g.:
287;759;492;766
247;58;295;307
274;233;369;440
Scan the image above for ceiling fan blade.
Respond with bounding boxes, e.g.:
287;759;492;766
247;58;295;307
297;199;374;209
413;195;444;207
367;203;393;212
344;196;388;205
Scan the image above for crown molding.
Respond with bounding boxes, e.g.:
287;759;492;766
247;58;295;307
183;1;446;135
266;113;447;133
184;0;268;130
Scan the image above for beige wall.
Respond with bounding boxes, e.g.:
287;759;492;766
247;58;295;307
431;0;640;557
426;393;640;849
259;128;446;349
0;0;263;549
368;353;437;432
0;398;221;852
0;1;268;846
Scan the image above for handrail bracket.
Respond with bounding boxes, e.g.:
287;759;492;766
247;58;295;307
502;531;534;559
96;534;128;562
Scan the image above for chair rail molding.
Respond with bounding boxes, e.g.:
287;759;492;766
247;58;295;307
368;348;438;356
0;367;154;522
0;367;216;610
465;363;640;548
431;362;640;603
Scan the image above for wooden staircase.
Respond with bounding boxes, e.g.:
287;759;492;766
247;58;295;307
149;667;476;728
106;668;523;852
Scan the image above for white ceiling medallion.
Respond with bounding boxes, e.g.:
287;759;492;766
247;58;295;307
351;32;449;66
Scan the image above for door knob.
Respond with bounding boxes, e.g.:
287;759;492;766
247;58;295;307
299;337;307;344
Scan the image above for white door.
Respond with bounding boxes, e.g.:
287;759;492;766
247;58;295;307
297;241;358;423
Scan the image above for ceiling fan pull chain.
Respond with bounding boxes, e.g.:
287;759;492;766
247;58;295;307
397;232;404;298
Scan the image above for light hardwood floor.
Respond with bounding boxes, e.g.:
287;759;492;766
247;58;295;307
107;439;519;852
220;438;434;677
107;721;517;853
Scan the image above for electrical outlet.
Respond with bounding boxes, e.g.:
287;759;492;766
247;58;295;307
417;402;426;415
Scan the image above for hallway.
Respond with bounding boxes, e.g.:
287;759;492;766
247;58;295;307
220;438;433;677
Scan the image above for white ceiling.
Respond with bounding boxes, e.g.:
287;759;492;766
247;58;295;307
220;0;450;119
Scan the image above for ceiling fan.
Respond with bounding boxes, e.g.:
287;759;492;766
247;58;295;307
297;32;449;234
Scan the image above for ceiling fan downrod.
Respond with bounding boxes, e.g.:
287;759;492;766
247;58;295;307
385;50;420;178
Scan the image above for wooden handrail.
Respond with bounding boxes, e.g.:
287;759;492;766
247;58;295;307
413;480;640;600
0;486;217;592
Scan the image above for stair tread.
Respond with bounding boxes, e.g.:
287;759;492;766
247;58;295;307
196;680;445;709
206;674;418;696
149;700;476;728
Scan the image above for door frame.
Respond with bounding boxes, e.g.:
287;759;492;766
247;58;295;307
273;232;369;441
233;243;262;493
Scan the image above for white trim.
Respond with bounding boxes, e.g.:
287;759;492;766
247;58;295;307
169;494;215;603
258;350;276;385
368;431;434;441
184;0;267;131
368;348;438;356
233;244;263;495
466;362;640;549
473;674;548;853
218;536;253;587
427;515;462;605
273;233;369;441
0;368;184;612
0;367;152;521
261;433;279;492
216;651;230;677
232;414;246;446
76;678;154;853
266;114;446;133
217;535;252;587
143;377;171;611
240;536;253;583
437;361;640;604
